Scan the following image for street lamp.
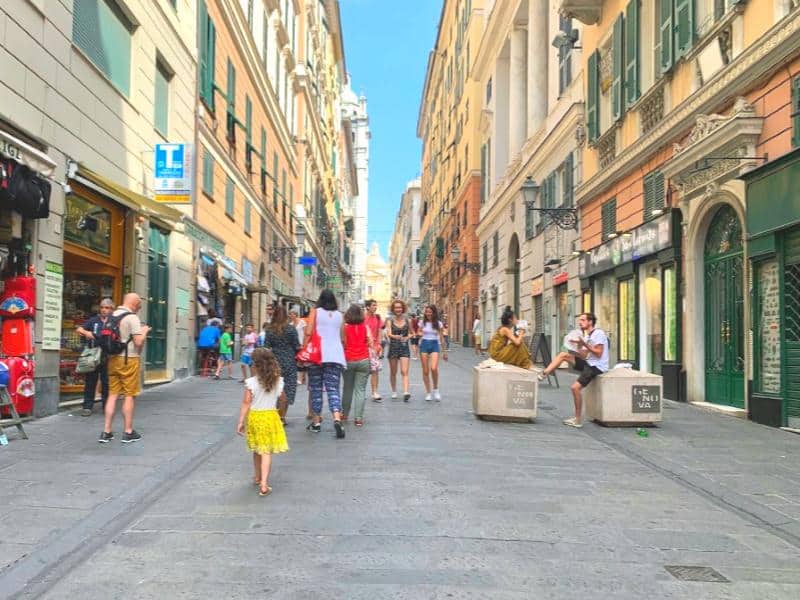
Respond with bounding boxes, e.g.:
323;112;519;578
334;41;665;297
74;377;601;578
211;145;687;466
521;176;579;230
450;246;481;273
270;245;296;261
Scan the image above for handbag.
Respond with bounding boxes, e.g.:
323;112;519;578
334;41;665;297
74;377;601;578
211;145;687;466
296;319;322;366
75;346;103;374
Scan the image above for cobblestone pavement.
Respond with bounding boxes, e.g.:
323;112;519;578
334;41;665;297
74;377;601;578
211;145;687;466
2;348;800;599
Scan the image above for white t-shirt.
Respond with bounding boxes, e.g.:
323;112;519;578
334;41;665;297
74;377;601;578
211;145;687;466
242;332;258;355
472;319;481;334
245;376;285;410
585;328;609;373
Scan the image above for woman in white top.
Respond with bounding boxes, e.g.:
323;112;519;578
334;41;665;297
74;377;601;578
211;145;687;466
305;289;347;439
416;304;448;401
472;316;482;355
289;309;307;385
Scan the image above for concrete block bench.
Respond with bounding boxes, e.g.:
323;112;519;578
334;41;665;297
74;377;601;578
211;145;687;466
584;368;662;426
472;364;538;423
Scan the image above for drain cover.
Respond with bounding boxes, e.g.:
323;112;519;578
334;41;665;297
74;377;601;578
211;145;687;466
664;565;729;583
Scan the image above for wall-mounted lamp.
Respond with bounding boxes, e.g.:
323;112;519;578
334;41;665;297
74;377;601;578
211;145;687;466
522;176;579;230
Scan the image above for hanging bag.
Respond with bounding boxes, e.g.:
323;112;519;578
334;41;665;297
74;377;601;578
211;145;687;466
296;309;322;366
75;346;103;374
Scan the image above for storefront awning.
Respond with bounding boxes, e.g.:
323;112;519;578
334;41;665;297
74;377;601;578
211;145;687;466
200;248;248;287
73;165;183;230
0;128;57;178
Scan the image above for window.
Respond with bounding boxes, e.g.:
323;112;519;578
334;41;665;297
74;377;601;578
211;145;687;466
587;50;599;142
244;201;251;235
281;170;287;223
73;0;133;96
624;0;641;108
492;231;499;267
612;13;625;122
618;277;637;362
245;96;253;171
643;170;665;220
226;60;236;144
525;202;534;240
202;150;214;196
562;153;574;208
199;1;216;109
663;265;678;361
225;177;235;218
558;16;573;95
154;59;171;136
601;198;617;239
792;75;800;147
485;77;492;104
482;242;488;274
260;216;266;250
247;0;254;27
660;0;695;75
273;153;279;211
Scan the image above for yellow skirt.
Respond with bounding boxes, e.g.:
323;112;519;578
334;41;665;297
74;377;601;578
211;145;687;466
246;409;289;455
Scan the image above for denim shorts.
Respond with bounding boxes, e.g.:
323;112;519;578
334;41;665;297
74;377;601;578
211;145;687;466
240;353;252;366
219;353;233;363
419;339;440;354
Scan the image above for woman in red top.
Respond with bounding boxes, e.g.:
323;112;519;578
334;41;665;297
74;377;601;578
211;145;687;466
341;304;373;427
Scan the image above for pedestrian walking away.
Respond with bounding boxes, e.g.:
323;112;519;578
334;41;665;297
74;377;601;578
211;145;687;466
236;348;289;497
418;304;447;401
75;297;113;416
472;315;482;356
441;319;450;351
364;298;385;402
289;309;307;386
539;312;609;428
487;306;533;369
386;299;411;402
341;303;373;426
263;305;301;423
98;293;150;444
306;289;347;439
239;323;258;381
214;324;234;379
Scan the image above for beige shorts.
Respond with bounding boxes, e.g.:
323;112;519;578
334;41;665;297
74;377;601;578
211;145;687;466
108;355;141;397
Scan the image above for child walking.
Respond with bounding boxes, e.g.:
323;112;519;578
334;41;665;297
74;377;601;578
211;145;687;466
215;324;234;379
236;348;289;496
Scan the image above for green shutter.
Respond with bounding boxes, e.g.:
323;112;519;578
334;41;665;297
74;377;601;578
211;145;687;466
260;127;267;167
480;144;487;205
245;96;252;144
792;76;800;147
612;13;624;121
602;198;617;238
207;18;216;109
225;177;235;217
273;153;279;210
653;172;665;213
227;60;236;109
624;0;640;107
199;2;208;102
563;153;574;208
643;172;654;219
72;0;132;96
244;202;251;234
154;62;169;136
203;151;214;195
587;50;599;141
547;172;557;209
675;0;694;59
659;0;674;74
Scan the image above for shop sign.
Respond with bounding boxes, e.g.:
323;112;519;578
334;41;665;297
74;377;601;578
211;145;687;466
553;271;569;286
531;276;543;296
299;255;317;266
241;257;254;284
581;212;672;277
42;261;64;350
154;143;192;204
184;220;224;255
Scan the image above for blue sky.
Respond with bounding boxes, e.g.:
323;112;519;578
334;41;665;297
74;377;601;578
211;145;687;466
339;0;442;258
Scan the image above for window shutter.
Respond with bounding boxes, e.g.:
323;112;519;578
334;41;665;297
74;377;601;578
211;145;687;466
653;172;665;213
207;19;216;109
72;0;132;96
587;50;599;141
602;198;617;238
203;151;214;195
659;0;674;74
547;172;557;209
199;2;209;103
612;13;625;121
643;172;654;219
675;0;694;59
225;177;235;217
563;153;574;208
792;76;800;147
154;63;169;136
624;0;640;107
480;144;487;205
244;202;251;234
245;96;252;144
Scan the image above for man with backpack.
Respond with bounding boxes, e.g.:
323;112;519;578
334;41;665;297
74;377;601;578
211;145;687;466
98;293;151;444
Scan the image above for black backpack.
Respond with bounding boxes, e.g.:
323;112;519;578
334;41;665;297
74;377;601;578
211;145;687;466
97;310;133;361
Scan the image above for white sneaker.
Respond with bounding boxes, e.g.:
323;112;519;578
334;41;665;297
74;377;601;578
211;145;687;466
433;390;441;401
425;393;432;402
391;391;398;399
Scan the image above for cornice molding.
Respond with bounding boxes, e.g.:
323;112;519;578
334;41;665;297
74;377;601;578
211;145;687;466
576;9;800;206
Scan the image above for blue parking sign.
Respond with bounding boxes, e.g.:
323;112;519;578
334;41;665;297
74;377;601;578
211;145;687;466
154;143;192;203
155;143;185;179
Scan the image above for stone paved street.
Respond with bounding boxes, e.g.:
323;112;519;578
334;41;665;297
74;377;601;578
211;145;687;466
2;348;800;599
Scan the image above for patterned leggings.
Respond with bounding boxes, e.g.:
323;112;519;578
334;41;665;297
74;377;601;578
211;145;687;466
308;363;343;415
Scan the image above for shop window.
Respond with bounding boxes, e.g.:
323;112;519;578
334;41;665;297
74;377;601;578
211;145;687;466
154;58;171;137
755;259;781;394
64;195;112;256
225;176;235;218
618;278;637;363
594;275;619;366
202;150;215;196
582;290;592;313
199;2;216;110
640;261;663;374
72;0;133;96
663;265;678;361
601;198;617;240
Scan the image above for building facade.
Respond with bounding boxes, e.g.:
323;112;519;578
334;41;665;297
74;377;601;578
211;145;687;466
471;0;584;353
364;242;391;310
566;0;800;426
389;178;422;312
1;0;197;415
417;0;484;346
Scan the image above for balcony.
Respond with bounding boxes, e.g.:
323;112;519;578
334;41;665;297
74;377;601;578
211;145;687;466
559;0;602;25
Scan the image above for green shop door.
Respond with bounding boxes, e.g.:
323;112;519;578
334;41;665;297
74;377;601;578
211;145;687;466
704;205;744;408
146;227;169;370
785;229;800;428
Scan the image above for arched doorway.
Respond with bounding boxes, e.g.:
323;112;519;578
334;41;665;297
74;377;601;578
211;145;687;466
507;234;520;315
704;204;744;408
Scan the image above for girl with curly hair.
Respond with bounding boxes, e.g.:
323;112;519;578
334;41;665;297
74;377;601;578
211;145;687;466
236;348;289;496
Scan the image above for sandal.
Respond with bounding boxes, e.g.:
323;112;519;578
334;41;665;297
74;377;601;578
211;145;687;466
258;485;272;497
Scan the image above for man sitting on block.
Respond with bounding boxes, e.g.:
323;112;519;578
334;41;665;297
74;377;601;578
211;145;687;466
538;312;608;428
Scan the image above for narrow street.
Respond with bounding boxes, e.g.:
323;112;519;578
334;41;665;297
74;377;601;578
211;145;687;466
2;348;800;599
